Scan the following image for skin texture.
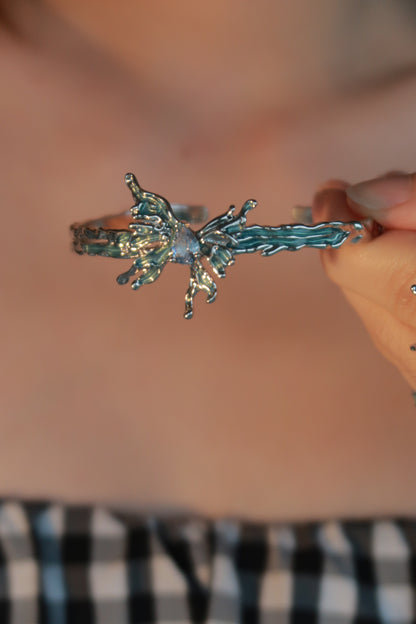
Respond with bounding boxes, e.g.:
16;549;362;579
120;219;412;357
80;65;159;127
1;1;416;522
312;173;416;391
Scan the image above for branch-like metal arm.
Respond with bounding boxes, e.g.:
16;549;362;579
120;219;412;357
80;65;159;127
70;174;385;318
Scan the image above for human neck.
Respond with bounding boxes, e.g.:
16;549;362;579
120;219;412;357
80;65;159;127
18;0;340;126
6;0;416;146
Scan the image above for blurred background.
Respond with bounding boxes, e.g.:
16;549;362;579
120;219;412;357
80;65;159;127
1;0;416;522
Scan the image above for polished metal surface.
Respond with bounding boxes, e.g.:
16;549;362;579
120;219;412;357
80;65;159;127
71;173;385;318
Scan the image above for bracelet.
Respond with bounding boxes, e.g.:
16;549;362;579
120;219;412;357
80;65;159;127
70;173;384;319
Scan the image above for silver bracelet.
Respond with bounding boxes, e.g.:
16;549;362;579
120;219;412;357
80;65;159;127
70;173;384;320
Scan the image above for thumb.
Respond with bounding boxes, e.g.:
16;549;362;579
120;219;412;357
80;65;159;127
345;171;416;230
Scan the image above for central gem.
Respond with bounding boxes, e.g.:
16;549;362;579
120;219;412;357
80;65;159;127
171;224;200;264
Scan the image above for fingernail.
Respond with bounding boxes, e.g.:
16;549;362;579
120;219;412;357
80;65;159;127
346;173;412;211
292;205;313;224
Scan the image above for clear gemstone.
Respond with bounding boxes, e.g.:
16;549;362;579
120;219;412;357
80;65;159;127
172;225;200;264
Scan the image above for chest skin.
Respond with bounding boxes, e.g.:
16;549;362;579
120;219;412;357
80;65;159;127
1;6;416;521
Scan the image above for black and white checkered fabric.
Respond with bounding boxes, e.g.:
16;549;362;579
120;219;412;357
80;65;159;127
0;498;415;623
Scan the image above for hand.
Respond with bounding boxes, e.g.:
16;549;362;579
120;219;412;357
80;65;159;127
311;171;416;391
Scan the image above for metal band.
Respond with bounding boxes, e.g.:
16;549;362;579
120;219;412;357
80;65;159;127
70;173;385;319
71;204;208;258
84;204;209;226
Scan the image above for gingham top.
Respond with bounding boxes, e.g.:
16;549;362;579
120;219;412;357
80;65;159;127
0;498;415;624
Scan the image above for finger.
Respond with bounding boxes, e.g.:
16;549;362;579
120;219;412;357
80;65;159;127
345;171;416;230
342;286;416;389
293;180;349;223
312;187;416;329
316;178;349;192
312;186;358;224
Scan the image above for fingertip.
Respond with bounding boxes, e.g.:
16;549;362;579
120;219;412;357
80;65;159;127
315;178;350;192
311;187;358;225
312;178;350;223
312;179;350;223
344;172;416;227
